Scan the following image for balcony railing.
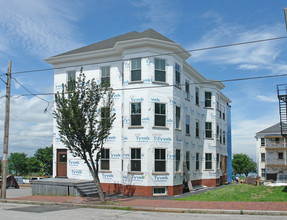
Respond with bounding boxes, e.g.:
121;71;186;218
265;159;287;167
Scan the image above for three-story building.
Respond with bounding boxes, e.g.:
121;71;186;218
46;29;231;196
256;123;287;182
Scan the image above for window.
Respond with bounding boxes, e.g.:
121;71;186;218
261;169;266;178
196;153;200;170
153;187;167;195
219;104;222;118
175;63;181;87
67;70;76;91
205;153;212;170
195;87;199;105
155;149;166;172
216;153;219;169
186;115;190;135
205;122;212;138
131;103;141;126
176;149;180;172
131;148;141;172
155;59;166;82
101;107;110;127
154;103;166;127
131;58;141;81
101;66;110;87
261;153;265;162
205;92;212;107
275;138;280;145
100;149;110;170
176;106;181;129
222;128;224;144
278;152;284;160
186;151;190;171
196;120;200;138
216;125;219;140
185;81;190;100
223;106;226;120
223;131;226;145
261;138;265;146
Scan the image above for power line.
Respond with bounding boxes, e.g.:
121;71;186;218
10;72;287;98
5;35;287;76
12;76;52;112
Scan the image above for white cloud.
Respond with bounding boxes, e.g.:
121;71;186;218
256;95;278;103
131;0;180;35
188;11;287;73
237;64;259;70
0;0;83;59
0;94;53;156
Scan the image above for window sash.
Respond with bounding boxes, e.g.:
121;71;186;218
195;87;199;105
101;149;110;170
205;122;212;138
155;59;166;82
196;121;199;137
176;106;181;129
261;138;265;146
155;149;166;172
186;115;190;134
131;148;141;172
155;103;166;126
67;71;76;91
205;153;212;169
196;153;199;170
261;169;266;178
205;92;212;107
131;103;141;126
176;149;180;171
101;107;110;127
186;152;190;170
261;153;265;162
185;82;190;99
101;66;110;87
131;58;141;81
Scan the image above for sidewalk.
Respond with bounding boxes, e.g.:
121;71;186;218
5;193;287;215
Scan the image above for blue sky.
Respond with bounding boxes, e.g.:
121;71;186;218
0;0;287;160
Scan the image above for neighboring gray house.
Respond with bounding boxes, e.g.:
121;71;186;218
255;123;287;182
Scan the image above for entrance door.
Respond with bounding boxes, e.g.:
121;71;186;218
57;149;67;177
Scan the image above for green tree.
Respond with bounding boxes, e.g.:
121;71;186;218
34;145;53;175
232;153;257;177
25;157;41;175
8;153;28;176
54;72;115;202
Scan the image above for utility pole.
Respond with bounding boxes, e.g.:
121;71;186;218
1;61;11;200
284;8;287;31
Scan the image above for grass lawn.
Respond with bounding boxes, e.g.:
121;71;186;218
177;184;287;202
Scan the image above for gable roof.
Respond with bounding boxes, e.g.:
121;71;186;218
256;123;281;135
52;29;175;58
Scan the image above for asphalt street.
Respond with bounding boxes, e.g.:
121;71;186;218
0;203;286;220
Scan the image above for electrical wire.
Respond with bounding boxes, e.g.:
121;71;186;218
12;76;52;112
9;72;287;98
2;35;286;76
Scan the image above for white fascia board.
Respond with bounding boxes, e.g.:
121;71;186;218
45;38;191;66
219;91;231;104
183;61;226;91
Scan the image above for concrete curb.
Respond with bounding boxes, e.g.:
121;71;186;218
3;199;287;216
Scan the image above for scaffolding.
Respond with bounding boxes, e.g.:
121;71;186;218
277;84;287;138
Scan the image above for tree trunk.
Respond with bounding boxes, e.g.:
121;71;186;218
85;153;106;202
91;172;105;202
